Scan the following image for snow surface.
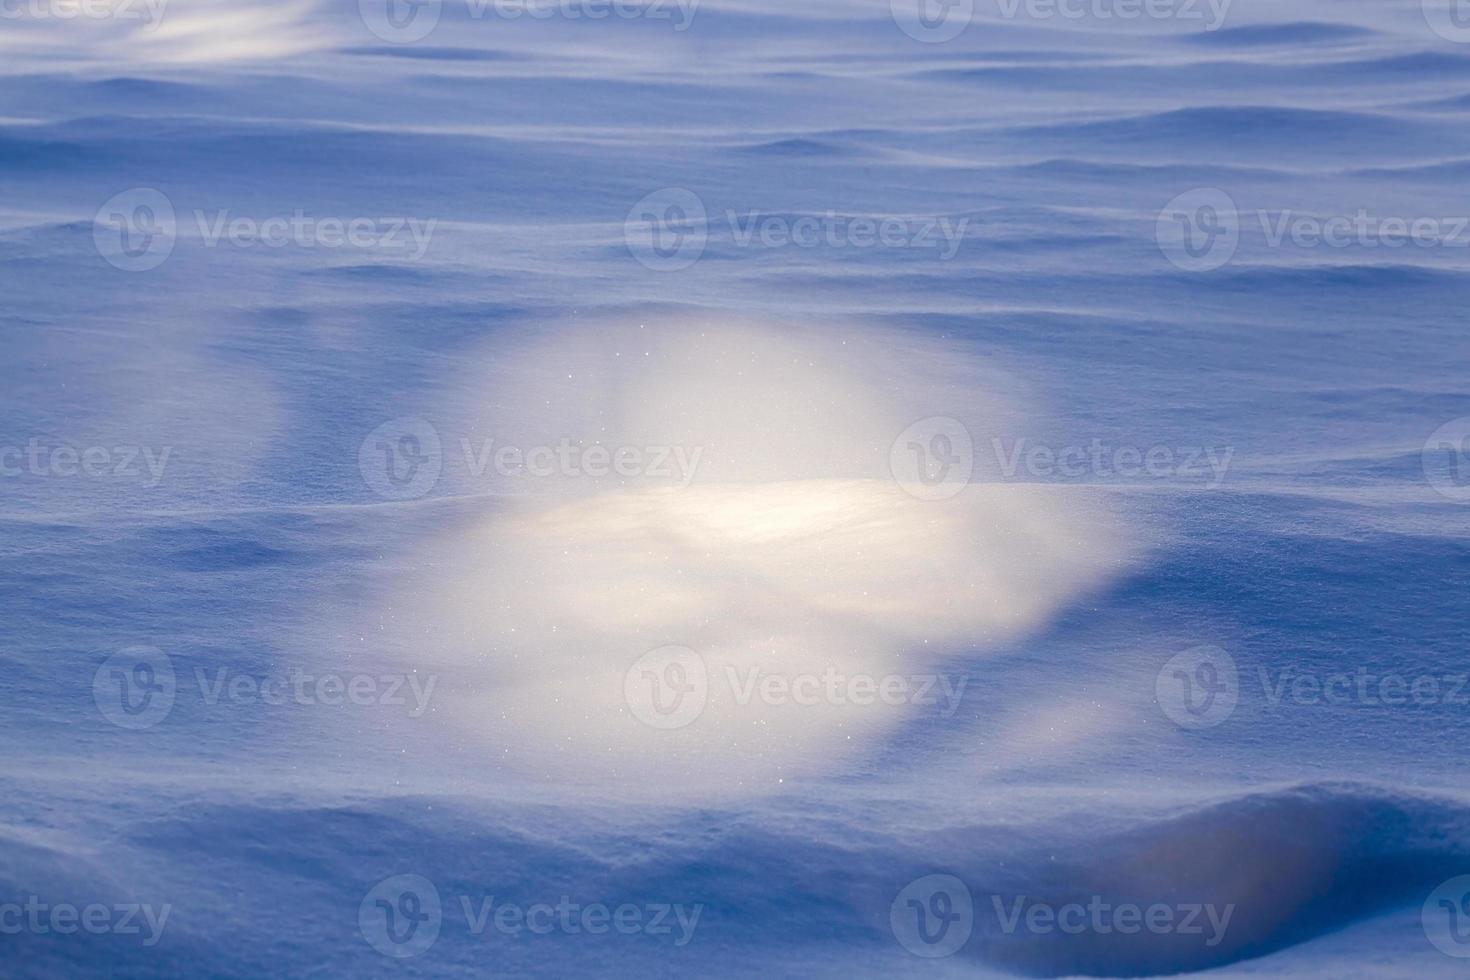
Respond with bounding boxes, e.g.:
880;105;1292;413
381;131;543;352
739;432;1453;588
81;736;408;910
2;0;1470;976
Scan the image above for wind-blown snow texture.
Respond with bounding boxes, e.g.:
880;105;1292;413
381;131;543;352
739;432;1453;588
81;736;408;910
4;0;1470;977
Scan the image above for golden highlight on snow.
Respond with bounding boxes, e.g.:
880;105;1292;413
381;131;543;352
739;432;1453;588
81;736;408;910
385;317;1127;796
